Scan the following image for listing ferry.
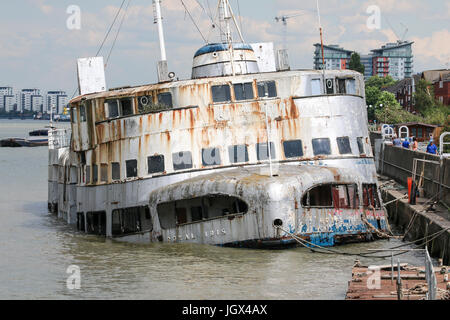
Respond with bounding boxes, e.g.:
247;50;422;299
48;0;388;247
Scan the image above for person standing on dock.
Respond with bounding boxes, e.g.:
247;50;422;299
393;135;401;147
402;138;410;149
412;137;418;151
426;140;437;154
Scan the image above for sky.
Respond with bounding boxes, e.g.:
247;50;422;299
1;0;449;96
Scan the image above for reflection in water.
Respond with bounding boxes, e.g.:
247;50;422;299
0;120;428;300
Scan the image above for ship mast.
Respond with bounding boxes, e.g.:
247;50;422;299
153;0;172;82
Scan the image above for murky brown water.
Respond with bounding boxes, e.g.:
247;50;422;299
0;120;429;299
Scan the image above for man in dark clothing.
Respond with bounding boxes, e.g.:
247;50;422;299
402;139;410;149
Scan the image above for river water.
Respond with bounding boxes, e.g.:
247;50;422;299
0;120;429;300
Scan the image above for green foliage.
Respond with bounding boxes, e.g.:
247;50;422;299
373;91;422;124
349;52;365;74
414;79;437;115
365;75;397;90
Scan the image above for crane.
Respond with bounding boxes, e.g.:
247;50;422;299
275;12;306;49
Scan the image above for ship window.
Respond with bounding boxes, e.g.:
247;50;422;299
347;184;360;208
312;138;331;155
112;162;120;180
337;79;346;94
302;184;333;207
86;211;106;236
362;184;381;209
79;104;86;122
337;137;352;154
283;140;304;158
137;95;153;113
71;108;77;123
357;137;365;154
157;195;249;229
100;164;108;182
148;155;165;174
85;165;91;184
346;79;356;94
211;85;231;103
202;148;221;166
126;160;138;178
257;81;277;98
92;164;98;183
106;100;119;118
311;79;322;95
325;78;334;94
228;145;249;163
112;206;152;236
120;98;134;116
157;92;173;108
191;206;203;222
173;151;193;170
233;83;254;101
257;142;276;160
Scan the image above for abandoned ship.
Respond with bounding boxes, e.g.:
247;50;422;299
47;0;388;248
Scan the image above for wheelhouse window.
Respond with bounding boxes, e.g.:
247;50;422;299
211;85;231;103
357;137;365;154
112;162;120;181
362;184;381;209
70;108;77;123
79;104;87;122
120;98;134;116
106;99;119;118
337;79;346;94
228;145;249;163
173;151;193;171
137;95;153;113
311;79;322;95
202;148;221;167
148;155;165;174
337;137;352;154
257;142;276;160
302;184;359;209
346;79;356;94
325;78;334;94
157;92;173;108
312;138;331;156
126;159;138;178
233;83;254;101
257;81;277;98
283;140;304;158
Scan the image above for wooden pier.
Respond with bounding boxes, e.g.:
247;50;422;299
346;263;450;300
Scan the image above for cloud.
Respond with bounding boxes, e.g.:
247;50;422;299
28;0;53;15
412;29;450;69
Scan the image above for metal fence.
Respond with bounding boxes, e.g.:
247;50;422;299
425;246;437;300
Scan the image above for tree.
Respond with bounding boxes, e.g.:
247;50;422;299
365;86;381;121
414;79;436;115
374;91;422;124
349;52;365;74
365;75;397;90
